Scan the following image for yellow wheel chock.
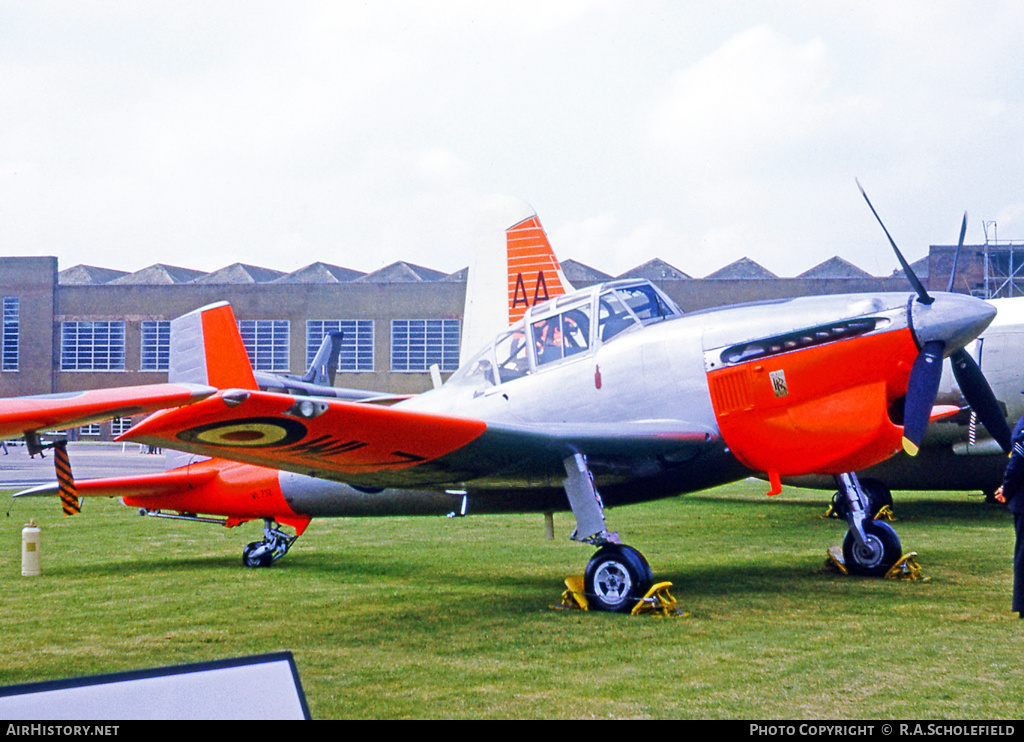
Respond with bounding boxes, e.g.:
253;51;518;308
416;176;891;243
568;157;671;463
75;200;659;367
825;545;847;573
631;582;686;617
823;504;896;521
884;552;928;581
553;576;687;616
825;547;928;581
874;505;896;522
556;576;590;611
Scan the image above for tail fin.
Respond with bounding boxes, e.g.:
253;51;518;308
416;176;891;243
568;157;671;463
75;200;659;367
170;301;257;390
460;203;574;365
506;215;573;324
301;331;343;386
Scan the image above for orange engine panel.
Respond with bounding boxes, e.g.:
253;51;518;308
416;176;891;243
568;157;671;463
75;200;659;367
707;327;917;477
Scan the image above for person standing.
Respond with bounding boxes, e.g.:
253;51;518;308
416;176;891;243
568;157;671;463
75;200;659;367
994;413;1024;618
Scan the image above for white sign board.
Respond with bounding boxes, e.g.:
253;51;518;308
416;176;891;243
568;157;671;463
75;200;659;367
0;652;310;720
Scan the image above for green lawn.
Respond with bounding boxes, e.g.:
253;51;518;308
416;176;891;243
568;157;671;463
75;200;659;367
2;480;1021;719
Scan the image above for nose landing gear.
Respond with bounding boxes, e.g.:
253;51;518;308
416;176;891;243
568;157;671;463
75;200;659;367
835;473;902;576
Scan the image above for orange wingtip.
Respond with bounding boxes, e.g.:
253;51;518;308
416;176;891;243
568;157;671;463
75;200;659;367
0;383;214;440
929;404;961;422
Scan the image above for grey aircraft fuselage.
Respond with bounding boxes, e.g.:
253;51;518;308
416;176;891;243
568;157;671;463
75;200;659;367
273;278;995;517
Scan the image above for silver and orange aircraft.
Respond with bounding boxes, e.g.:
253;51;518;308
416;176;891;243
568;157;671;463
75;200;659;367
11;190;1013;611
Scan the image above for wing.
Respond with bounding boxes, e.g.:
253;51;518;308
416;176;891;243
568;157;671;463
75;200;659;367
120;388;718;489
0;383;215;441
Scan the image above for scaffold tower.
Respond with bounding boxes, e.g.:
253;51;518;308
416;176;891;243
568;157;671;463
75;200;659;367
983;221;1024;298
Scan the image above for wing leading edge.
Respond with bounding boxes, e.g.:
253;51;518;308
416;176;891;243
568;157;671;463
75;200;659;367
0;383;215;441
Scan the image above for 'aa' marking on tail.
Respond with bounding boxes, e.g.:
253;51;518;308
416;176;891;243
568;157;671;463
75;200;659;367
511;271;552;312
507;216;571;323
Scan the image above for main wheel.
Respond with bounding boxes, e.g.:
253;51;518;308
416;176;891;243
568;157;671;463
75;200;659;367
861;479;894;518
583;545;653;613
243;541;274;568
842;520;902;577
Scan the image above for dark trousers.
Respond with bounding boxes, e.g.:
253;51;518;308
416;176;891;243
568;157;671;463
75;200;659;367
1014;512;1024;614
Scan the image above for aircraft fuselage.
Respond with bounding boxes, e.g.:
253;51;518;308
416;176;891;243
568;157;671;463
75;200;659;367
393;280;993;502
103;280;998;522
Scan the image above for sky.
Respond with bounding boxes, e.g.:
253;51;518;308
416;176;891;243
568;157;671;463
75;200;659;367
2;1;1024;280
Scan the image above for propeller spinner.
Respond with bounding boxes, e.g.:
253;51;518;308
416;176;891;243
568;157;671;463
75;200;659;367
857;183;1011;456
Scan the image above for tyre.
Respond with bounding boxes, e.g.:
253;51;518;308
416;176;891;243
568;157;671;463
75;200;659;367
583;544;653;613
842;520;902;577
242;541;274;568
860;479;894;518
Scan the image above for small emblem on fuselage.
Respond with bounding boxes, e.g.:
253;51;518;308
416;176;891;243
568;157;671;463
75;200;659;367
769;369;788;398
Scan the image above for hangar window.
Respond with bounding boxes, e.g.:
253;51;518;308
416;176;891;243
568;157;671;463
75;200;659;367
238;320;290;372
110;417;133;436
140;320;170;371
61;321;125;372
391;319;460;373
307;320;374;373
2;297;18;372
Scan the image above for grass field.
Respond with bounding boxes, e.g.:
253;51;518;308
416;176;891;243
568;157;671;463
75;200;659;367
3;479;1023;719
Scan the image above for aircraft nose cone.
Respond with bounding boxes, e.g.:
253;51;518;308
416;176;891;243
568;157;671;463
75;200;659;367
910;292;996;354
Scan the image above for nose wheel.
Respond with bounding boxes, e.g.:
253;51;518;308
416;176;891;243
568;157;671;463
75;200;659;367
835;473;902;576
842;519;902;577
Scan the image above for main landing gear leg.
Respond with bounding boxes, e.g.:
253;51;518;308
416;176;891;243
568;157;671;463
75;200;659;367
835;473;902;576
562;453;653;612
242;519;298;568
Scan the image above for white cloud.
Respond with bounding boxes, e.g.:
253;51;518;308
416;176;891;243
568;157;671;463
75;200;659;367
3;2;1024;280
414;149;472;188
648;25;835;172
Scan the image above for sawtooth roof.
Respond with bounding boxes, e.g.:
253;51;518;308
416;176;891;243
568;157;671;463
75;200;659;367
272;262;366;283
705;257;778;279
617;258;691;281
798;256;873;279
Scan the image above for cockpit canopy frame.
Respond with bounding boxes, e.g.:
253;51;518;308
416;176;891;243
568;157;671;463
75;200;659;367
449;280;683;389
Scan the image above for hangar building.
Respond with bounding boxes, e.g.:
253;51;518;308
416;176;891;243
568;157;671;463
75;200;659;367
0;238;1017;439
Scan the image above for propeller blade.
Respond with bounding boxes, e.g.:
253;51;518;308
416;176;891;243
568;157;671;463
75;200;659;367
903;340;946;455
950;348;1012;453
946;212;968;293
856;179;934;305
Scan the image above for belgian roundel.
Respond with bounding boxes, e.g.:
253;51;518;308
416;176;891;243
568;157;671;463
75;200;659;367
177;417;307;448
